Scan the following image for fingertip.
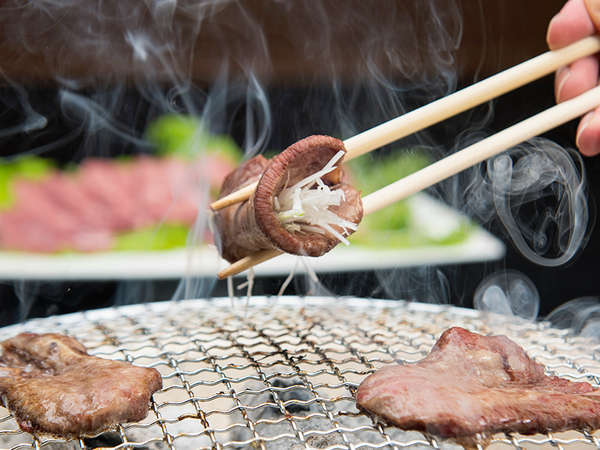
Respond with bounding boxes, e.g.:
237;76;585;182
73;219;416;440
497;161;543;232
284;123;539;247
555;56;599;103
555;66;571;103
547;16;562;49
585;0;600;31
576;110;600;156
547;0;596;49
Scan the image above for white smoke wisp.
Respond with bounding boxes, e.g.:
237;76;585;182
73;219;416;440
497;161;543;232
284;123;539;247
466;137;590;267
0;74;47;139
473;270;539;322
0;0;476;312
327;0;465;145
546;297;600;339
375;267;451;305
12;280;76;322
297;257;335;298
0;1;274;308
59;90;150;148
13;280;38;323
242;74;272;158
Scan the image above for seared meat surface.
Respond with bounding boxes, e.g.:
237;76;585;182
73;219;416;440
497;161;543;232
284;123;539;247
0;333;162;438
214;135;363;262
356;327;600;437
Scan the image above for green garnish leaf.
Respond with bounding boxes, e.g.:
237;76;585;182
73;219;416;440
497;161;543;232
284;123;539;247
145;114;242;163
0;156;55;210
113;224;190;251
348;149;472;247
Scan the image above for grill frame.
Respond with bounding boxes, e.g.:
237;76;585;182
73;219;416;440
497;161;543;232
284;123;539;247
1;296;600;450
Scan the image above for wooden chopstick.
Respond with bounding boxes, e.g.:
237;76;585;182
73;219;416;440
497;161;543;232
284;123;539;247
210;35;600;211
217;85;600;279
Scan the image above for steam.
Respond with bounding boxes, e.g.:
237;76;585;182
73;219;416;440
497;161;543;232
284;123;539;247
476;278;600;341
473;270;539;321
329;1;464;142
11;280;103;324
547;297;600;339
0;0;470;313
1;0;591;324
376;267;451;305
467;138;590;325
0;75;47;138
13;280;38;322
59;90;150;148
466;138;590;266
296;258;335;298
2;0;281;311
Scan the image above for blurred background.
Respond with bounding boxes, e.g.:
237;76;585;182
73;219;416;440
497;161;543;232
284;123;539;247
0;0;596;326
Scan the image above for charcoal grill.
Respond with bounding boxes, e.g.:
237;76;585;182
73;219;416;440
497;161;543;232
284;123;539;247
1;296;599;449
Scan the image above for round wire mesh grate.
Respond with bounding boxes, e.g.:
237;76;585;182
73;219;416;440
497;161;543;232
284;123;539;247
1;296;600;450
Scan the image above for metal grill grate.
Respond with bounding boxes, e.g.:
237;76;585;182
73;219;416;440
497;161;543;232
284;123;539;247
1;296;600;449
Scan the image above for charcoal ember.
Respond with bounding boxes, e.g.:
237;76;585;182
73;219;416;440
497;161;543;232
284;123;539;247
233;377;454;450
82;432;124;447
232;377;324;448
269;378;314;414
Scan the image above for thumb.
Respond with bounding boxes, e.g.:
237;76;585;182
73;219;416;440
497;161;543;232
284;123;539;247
584;0;600;30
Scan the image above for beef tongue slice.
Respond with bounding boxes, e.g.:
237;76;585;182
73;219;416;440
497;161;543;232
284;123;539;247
356;327;600;438
0;332;162;438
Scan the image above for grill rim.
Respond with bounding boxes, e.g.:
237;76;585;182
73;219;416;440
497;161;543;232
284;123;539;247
0;296;538;337
0;296;598;450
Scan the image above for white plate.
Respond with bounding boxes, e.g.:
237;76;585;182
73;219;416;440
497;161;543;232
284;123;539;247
0;194;504;280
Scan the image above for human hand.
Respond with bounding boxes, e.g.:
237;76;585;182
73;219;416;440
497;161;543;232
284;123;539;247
547;0;600;156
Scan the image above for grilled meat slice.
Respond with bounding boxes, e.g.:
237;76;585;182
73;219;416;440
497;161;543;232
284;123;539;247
356;327;600;437
0;154;233;253
214;135;363;263
0;333;162;438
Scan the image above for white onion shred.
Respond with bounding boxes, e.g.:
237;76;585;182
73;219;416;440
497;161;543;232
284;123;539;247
227;276;234;307
277;258;299;298
275;151;357;245
236;268;255;316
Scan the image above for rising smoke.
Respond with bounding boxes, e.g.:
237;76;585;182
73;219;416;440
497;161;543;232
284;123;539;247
464;137;591;324
547;297;600;339
473;270;539;321
0;1;593;327
466;138;589;267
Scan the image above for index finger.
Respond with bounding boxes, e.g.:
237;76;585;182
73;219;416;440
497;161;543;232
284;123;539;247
547;0;596;50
